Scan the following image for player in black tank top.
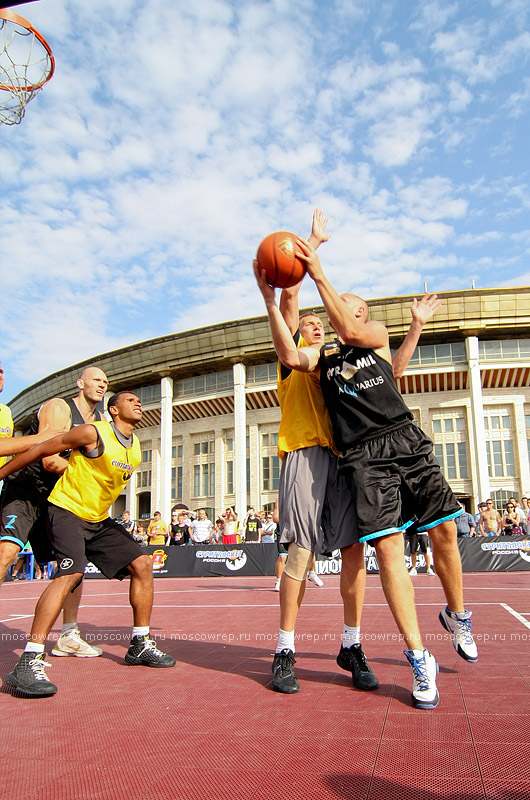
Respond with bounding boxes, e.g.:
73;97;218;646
283;239;478;707
319;341;412;449
0;367;109;662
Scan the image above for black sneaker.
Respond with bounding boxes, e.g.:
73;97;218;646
5;652;58;697
337;644;379;690
271;648;300;694
124;635;176;667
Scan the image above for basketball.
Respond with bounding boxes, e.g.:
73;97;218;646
256;231;306;288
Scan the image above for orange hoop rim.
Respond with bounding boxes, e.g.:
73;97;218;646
0;7;55;89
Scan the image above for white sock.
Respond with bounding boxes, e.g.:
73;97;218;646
24;642;45;654
276;628;295;654
61;622;77;635
132;626;150;638
342;625;361;648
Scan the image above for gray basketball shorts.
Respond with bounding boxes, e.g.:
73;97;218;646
278;445;359;555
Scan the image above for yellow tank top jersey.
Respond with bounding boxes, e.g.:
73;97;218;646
49;421;141;522
0;403;14;469
277;335;337;459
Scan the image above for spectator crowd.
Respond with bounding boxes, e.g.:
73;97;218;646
117;505;279;546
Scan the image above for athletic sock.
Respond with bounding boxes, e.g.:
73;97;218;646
61;622;78;635
132;626;150;639
24;642;45;655
342;625;361;648
276;628;295;654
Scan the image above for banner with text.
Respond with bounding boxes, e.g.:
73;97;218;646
83;537;530;578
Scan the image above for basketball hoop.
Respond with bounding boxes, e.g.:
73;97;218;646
0;8;54;125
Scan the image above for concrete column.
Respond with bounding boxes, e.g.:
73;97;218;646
181;432;192;509
513;397;530;494
125;475;136;519
248;422;260;509
159;375;174;520
233;363;247;519
465;337;490;501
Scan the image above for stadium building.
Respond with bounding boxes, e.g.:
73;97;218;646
8;287;530;522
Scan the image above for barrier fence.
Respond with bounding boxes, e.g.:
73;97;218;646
80;536;530;579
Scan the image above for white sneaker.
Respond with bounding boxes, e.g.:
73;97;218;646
307;570;324;587
408;567;417;576
51;629;103;658
439;607;478;662
273;579;281;592
404;648;439;709
426;568;435;575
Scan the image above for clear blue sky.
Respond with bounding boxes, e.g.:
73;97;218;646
1;0;529;403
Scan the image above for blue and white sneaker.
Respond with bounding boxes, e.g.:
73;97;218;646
439;607;478;662
404;648;439;710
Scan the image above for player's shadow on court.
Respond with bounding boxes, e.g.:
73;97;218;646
59;625;420;706
0;621;452;708
325;773;499;800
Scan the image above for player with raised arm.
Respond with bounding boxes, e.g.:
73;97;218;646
255;238;477;709
256;211;443;701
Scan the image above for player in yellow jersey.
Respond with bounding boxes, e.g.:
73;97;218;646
0;391;175;697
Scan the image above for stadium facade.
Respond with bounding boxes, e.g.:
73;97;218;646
9;287;530;522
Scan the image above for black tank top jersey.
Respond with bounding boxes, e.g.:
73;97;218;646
319;342;412;450
7;397;103;495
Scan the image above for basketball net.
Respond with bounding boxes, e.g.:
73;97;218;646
0;9;54;125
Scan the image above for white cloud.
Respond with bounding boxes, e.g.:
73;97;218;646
0;0;528;401
363;111;433;167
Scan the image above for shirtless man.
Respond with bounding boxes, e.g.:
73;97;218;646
477;500;502;536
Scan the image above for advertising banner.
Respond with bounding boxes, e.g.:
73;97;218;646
458;535;530;572
83;536;530;578
84;544;278;579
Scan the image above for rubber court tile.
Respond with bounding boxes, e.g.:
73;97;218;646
480;780;530;800
373;738;481;781
256;770;372;800
22;764;269;800
467;713;530;743
463;691;530;715
472;742;530;783
277;734;380;774
382;710;473;742
365;775;486;800
301;710;387;740
457;674;529;693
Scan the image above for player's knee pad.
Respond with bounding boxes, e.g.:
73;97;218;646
283;542;314;581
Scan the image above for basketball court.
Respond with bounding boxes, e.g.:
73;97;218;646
1;571;528;800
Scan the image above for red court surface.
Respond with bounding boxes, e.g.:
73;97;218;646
1;572;529;800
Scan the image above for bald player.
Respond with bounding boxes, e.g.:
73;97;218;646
0;366;109;658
